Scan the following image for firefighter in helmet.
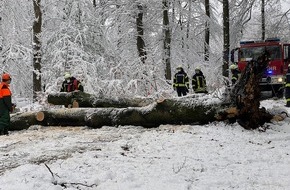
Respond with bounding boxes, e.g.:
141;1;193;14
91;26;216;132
60;72;84;92
192;67;207;93
229;64;241;85
173;66;189;97
0;73;14;135
284;64;290;107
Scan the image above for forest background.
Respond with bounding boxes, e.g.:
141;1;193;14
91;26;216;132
0;0;290;106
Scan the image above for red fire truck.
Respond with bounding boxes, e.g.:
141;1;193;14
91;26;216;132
237;38;290;97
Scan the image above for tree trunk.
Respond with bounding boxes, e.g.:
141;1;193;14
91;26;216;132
204;0;210;61
163;0;171;80
47;91;154;108
32;0;42;101
11;96;224;130
11;90;279;131
10;108;88;130
261;0;265;40
136;3;147;64
223;0;230;78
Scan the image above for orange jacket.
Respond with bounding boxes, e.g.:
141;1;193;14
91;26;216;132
0;82;13;113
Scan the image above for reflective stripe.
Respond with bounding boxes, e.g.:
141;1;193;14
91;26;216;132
174;73;189;87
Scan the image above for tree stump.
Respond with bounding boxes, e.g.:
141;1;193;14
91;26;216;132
225;52;274;129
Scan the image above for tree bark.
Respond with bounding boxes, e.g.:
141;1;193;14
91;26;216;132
11;91;280;131
47;91;154;108
11;96;224;130
10;108;88;130
261;0;265;40
223;0;230;78
32;0;42;101
136;3;147;64
162;0;171;80
204;0;210;61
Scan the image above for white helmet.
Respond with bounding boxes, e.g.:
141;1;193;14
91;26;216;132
64;72;71;79
229;64;238;70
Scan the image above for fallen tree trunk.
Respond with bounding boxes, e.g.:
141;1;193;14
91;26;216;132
85;97;224;128
47;91;154;108
10;96;225;130
10;108;88;130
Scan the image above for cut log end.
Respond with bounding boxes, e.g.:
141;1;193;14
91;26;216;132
36;112;45;121
72;100;79;108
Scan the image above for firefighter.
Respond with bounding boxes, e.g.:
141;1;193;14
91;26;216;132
60;72;84;92
285;64;290;107
192;67;207;93
0;73;14;135
229;64;241;85
173;66;189;97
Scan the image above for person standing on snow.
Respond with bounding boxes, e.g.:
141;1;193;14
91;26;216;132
173;66;190;97
0;73;15;135
192;67;207;93
284;64;290;107
60;72;84;92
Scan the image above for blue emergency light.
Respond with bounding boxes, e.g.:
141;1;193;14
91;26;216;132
267;70;273;75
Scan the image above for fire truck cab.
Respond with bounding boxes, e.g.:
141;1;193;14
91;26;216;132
236;38;290;97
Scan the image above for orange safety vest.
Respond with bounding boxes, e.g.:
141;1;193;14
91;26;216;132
0;82;12;99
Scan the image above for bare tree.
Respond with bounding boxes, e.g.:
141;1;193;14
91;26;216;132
136;3;147;64
261;0;265;40
223;0;230;78
163;0;171;80
204;0;210;61
32;0;42;101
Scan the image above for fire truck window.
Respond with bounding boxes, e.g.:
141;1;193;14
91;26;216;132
284;46;290;60
240;46;281;60
268;46;281;60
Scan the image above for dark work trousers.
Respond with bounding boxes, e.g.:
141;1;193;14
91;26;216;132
176;87;187;97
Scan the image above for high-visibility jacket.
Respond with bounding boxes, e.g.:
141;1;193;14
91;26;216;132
0;82;13;114
231;69;241;85
173;71;189;89
285;71;290;107
192;73;207;93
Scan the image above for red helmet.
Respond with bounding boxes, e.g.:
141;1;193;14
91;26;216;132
2;73;11;80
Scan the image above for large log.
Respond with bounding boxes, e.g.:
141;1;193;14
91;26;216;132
85;97;224;128
47;91;154;108
10;95;225;130
10;108;88;130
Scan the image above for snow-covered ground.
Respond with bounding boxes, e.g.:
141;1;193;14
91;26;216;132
0;98;290;190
